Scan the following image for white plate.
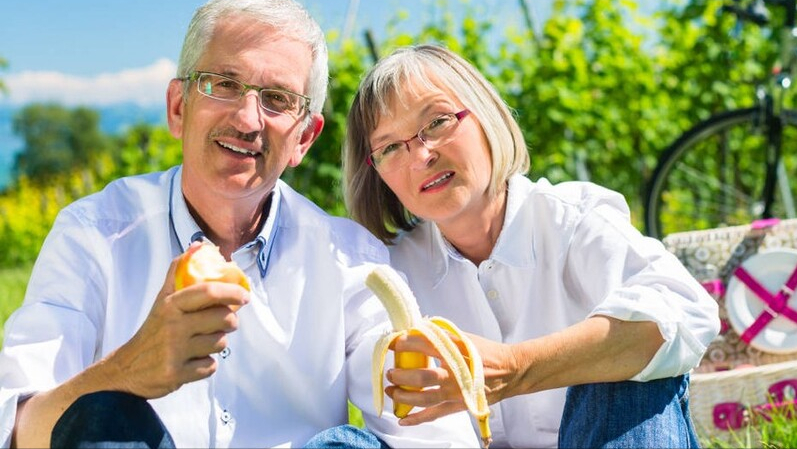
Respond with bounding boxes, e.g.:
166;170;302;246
725;248;797;354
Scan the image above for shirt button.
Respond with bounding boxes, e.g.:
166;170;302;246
487;290;499;300
221;410;232;424
220;347;231;359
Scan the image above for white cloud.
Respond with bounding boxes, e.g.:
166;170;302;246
3;58;177;107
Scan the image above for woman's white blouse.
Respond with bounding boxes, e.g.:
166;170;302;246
389;175;720;448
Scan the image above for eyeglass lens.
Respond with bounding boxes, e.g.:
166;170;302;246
371;113;462;172
196;72;304;115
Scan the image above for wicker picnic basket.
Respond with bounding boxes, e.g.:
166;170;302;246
662;219;797;442
688;359;797;442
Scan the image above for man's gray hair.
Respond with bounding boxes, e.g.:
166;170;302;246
177;0;329;115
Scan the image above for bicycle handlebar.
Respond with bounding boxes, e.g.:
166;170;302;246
722;0;770;25
723;0;796;27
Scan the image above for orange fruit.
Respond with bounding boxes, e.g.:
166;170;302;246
174;243;250;309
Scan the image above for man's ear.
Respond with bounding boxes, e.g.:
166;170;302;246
288;113;325;167
166;78;186;139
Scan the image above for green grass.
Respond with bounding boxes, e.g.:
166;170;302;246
348;402;365;428
0;262;32;348
700;401;797;449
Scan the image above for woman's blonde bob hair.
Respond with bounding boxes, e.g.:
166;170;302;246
343;44;529;243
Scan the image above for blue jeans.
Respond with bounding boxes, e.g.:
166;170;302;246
559;374;699;448
50;391;388;449
53;376;696;449
50;391;174;449
305;425;389;448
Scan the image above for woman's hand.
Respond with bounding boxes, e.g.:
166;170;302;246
385;331;518;426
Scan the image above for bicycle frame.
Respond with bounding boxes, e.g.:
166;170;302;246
761;0;796;218
761;0;796;115
727;0;797;219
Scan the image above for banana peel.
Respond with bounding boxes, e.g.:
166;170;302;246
367;265;492;448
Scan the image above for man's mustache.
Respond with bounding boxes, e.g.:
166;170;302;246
210;128;269;153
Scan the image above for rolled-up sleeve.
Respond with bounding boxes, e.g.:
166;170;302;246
0;211;106;448
566;194;720;381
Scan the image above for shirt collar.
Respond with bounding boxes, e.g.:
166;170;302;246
169;167;204;252
426;174;535;287
168;166;282;278
490;174;535;268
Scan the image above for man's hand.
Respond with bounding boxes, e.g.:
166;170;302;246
103;249;250;398
12;248;251;448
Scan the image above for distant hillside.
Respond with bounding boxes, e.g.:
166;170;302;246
0;103;166;189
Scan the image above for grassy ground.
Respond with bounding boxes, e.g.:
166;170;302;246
348;402;365;428
0;263;32;348
700;401;797;448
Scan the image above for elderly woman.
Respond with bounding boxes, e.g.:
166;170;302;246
342;44;720;448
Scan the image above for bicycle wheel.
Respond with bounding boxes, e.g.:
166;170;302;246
645;107;797;239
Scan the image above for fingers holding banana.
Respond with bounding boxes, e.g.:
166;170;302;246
391;398;468;428
385;330;480;426
387;333;463;400
385;369;462;408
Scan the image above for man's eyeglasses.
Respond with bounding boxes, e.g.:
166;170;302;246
183;71;311;117
366;109;471;173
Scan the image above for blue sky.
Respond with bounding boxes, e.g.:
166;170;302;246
0;0;564;107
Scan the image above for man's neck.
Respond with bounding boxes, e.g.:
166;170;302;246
182;184;273;260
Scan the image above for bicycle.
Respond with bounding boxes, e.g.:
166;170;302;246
644;0;797;239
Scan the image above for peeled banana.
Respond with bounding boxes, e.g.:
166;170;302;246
367;266;492;448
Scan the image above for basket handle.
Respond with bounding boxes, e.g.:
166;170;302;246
751;218;781;229
713;402;749;430
712;378;797;430
768;378;797;402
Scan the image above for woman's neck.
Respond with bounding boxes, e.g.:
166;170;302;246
438;187;507;266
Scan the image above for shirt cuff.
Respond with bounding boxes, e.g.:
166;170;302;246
589;285;708;381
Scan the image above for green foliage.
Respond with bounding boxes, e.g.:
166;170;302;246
0;130;182;267
12;104;112;182
111;123;183;178
647;0;789;234
507;0;666;213
280;34;372;217
657;0;773;124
